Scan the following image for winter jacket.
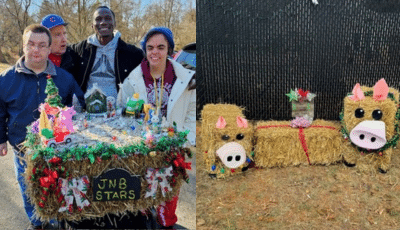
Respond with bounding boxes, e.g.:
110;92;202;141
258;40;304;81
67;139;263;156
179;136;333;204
60;46;80;74
69;37;144;93
0;57;85;148
117;59;196;145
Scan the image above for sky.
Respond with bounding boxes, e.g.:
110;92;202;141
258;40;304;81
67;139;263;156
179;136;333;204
29;0;196;15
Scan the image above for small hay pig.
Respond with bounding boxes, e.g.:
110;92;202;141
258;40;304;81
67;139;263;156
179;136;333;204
201;104;254;178
340;79;400;173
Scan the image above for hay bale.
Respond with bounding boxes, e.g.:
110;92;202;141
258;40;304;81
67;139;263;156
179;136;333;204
255;120;343;168
341;80;400;173
25;150;187;222
200;104;244;152
200;104;253;178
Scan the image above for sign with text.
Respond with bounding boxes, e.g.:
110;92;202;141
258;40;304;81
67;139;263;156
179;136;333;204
93;168;141;202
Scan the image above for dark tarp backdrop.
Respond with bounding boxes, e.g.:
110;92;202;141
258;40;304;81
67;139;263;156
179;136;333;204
197;0;400;120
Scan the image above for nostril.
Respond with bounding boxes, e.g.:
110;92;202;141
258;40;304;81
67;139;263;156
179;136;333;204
360;134;365;140
235;155;241;161
371;137;376;142
227;156;233;162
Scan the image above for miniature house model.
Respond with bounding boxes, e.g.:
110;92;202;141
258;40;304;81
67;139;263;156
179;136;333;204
85;83;107;114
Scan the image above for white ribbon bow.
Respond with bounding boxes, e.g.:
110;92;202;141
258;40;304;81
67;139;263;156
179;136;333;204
58;176;90;213
145;166;173;199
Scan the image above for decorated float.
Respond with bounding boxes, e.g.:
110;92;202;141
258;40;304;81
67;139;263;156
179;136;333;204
22;75;192;221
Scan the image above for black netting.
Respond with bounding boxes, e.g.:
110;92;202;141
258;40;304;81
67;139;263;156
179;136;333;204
197;0;400;120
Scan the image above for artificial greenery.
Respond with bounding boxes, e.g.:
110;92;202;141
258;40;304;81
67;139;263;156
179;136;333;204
24;127;190;163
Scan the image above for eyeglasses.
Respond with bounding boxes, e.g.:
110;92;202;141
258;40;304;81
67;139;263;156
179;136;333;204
26;43;49;50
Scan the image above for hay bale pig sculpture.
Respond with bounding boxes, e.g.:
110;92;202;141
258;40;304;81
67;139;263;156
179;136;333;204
340;79;400;173
201;104;253;178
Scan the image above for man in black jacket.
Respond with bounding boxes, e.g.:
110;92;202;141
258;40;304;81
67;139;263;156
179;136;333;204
70;6;144;100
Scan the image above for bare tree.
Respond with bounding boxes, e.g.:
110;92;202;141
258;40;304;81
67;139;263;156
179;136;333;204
0;0;196;64
0;0;34;55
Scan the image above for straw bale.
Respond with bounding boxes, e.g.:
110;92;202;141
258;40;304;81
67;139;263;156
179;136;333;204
200;103;244;152
25;151;185;222
255;120;343;168
341;86;400;173
200;104;253;179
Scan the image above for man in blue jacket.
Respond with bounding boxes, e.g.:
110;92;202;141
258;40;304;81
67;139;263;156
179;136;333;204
0;24;85;229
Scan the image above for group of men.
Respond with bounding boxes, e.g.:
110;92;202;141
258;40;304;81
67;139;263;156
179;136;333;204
0;6;176;230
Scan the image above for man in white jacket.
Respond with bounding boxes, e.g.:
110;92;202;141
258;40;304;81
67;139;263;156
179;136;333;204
117;27;195;228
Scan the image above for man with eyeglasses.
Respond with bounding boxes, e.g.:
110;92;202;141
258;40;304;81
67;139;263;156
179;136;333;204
0;24;85;230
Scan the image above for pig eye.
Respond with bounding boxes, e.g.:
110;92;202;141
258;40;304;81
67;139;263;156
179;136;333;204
236;133;244;140
221;135;230;141
355;108;364;118
372;110;383;120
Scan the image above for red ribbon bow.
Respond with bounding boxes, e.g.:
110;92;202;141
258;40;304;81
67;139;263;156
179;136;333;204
173;154;192;170
298;89;309;98
39;168;59;188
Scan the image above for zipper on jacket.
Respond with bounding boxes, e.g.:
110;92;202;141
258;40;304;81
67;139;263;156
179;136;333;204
115;50;122;90
81;48;93;89
36;75;40;94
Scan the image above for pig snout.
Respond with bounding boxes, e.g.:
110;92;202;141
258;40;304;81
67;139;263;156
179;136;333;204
216;142;247;169
349;120;386;150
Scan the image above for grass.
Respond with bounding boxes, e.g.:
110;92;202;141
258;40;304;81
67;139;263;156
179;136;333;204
196;121;400;229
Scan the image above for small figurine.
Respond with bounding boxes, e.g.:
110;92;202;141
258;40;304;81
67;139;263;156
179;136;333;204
126;93;144;116
161;116;169;132
143;104;153;122
151;114;161;134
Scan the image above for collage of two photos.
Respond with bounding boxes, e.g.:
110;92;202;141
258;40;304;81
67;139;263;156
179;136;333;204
2;0;400;229
0;0;195;229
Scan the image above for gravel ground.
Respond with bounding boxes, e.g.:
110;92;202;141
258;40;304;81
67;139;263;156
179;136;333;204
0;143;196;230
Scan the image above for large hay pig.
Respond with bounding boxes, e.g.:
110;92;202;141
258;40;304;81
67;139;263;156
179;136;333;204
201;104;253;178
341;79;400;173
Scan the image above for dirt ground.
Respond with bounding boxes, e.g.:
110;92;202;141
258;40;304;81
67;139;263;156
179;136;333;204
0;64;195;230
196;122;400;229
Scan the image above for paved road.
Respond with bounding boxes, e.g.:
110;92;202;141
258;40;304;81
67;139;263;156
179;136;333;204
0;143;196;230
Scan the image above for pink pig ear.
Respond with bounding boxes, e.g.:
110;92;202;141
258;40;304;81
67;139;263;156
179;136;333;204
350;83;365;101
373;78;389;101
236;116;248;128
216;116;227;129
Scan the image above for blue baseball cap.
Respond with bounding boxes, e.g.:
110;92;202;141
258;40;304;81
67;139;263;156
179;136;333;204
142;27;175;52
41;14;68;30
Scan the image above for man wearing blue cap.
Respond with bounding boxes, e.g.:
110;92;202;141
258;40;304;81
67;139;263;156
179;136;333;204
69;6;144;103
41;14;79;74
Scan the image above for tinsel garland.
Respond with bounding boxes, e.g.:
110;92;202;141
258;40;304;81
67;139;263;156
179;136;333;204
24;128;190;163
339;91;400;153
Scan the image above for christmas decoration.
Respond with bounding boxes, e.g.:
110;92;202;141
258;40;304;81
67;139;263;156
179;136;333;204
145;166;173;199
45;75;64;108
84;83;107;114
201;104;253;179
287;88;316;122
126;93;144;116
58;176;90;213
340;78;400;173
